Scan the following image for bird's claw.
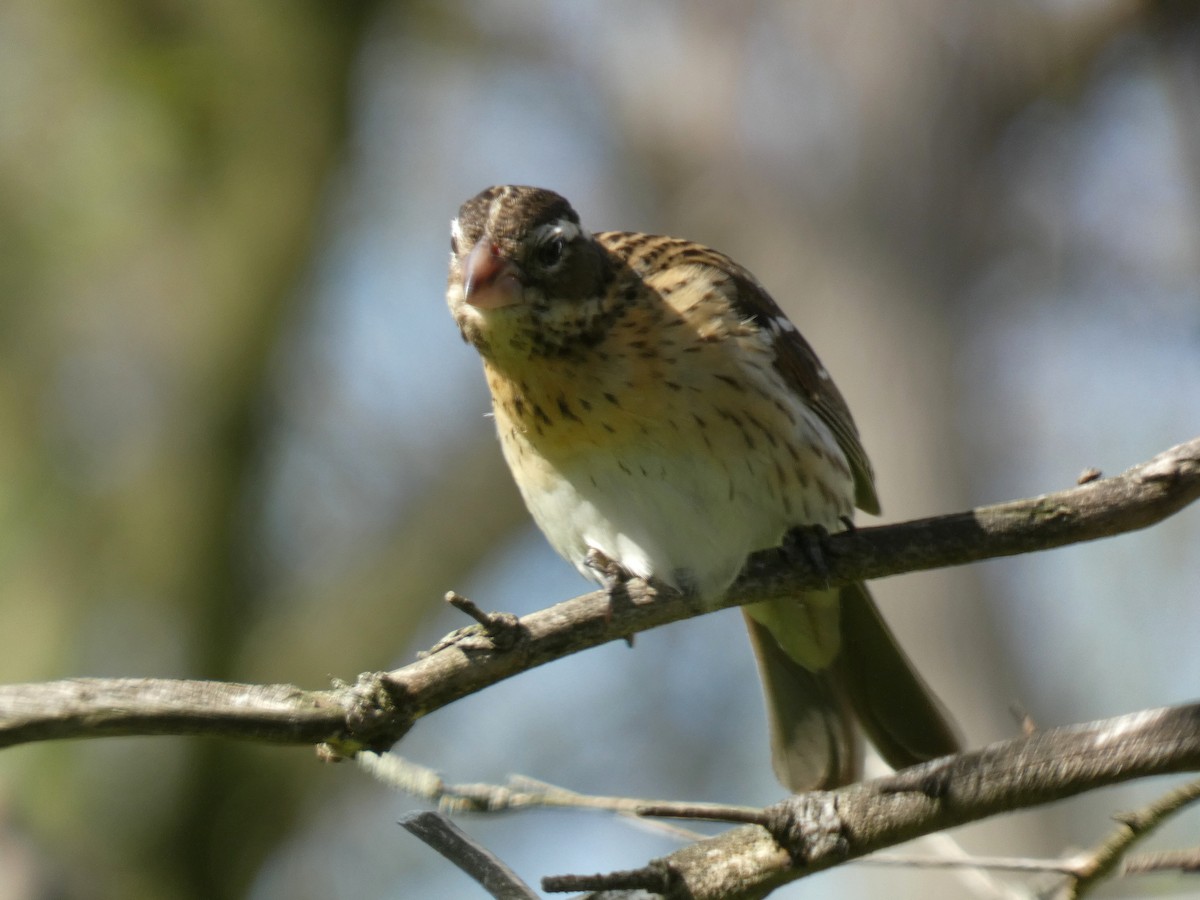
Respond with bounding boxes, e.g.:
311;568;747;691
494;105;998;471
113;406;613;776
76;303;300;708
584;548;631;593
783;524;834;586
584;549;637;641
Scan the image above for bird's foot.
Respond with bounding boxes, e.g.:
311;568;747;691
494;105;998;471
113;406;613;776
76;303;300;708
584;548;637;643
782;524;834;587
584;548;631;593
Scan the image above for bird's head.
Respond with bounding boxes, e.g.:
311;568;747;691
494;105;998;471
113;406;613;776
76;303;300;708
446;185;619;361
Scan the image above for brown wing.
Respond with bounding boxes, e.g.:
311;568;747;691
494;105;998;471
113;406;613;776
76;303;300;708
731;274;882;515
596;230;879;514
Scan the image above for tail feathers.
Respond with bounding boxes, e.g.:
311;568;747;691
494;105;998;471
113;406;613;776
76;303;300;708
743;613;859;791
831;582;961;768
744;584;960;792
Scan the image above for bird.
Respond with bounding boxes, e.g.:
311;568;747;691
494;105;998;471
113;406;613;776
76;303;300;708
445;184;960;790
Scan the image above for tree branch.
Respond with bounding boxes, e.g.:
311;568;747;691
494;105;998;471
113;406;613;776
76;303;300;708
0;678;348;747
399;811;540;900
0;436;1196;751
1063;776;1200;898
541;703;1200;898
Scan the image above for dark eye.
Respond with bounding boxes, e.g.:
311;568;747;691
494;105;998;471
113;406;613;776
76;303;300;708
536;236;566;268
450;233;459;254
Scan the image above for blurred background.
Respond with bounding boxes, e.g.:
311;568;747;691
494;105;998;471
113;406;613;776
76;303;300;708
1;1;1198;898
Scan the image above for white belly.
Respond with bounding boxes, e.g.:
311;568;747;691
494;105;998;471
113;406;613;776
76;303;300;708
503;402;854;602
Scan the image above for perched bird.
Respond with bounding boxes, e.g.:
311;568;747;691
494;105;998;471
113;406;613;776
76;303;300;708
446;185;959;790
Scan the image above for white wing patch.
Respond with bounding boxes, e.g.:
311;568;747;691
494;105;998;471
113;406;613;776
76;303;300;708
769;315;799;335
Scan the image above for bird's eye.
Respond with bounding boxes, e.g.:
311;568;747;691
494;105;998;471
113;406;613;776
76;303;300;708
450;233;459;255
536;236;566;268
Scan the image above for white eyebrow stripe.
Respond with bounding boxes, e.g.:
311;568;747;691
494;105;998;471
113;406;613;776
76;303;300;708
450;217;464;246
532;218;590;243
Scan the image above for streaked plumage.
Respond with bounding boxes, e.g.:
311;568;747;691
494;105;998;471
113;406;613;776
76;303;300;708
446;185;959;790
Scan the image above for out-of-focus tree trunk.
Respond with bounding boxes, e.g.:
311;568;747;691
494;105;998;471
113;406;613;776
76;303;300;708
0;3;379;897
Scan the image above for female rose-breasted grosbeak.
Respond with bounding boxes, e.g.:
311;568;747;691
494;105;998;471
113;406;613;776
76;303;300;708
446;185;959;790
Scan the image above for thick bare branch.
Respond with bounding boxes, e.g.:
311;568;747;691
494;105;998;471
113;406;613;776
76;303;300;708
384;435;1200;735
543;703;1200;898
0;679;347;747
0;436;1196;751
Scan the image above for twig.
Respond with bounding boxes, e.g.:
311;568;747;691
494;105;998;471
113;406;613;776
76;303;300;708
543;865;673;895
399;811;539;900
355;753;715;837
434;592;526;653
1122;847;1200;875
1061;777;1200;898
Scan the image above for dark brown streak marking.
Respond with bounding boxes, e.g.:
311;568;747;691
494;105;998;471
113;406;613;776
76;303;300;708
817;480;840;509
673;246;717;264
556;394;581;423
744;411;777;447
717;408;754;450
748;382;774;403
772;397;797;426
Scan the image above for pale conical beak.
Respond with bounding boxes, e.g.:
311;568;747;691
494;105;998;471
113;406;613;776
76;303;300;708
463;239;523;309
